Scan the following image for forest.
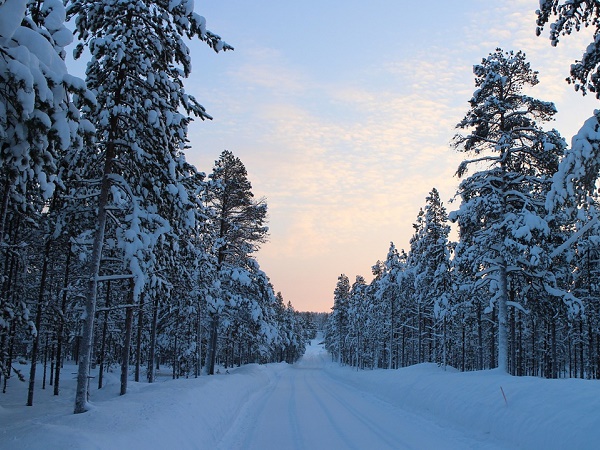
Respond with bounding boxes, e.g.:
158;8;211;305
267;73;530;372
0;0;311;414
325;3;600;379
2;0;600;419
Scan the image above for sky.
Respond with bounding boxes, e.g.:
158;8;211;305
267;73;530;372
178;0;600;313
68;1;600;313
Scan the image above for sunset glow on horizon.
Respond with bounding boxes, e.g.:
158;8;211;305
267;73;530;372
182;0;599;312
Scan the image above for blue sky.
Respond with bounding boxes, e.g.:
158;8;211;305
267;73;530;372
180;0;600;312
69;1;600;312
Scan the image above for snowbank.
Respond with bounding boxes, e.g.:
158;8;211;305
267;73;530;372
324;362;599;450
0;362;283;449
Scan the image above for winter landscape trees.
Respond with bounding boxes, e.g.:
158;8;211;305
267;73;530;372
0;1;307;413
5;0;600;426
325;45;600;379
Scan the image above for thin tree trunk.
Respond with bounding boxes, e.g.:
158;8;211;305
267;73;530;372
49;342;55;386
3;322;16;393
497;263;509;373
389;296;394;370
120;305;134;395
27;241;51;406
204;315;219;375
0;176;12;248
195;303;201;377
97;280;111;389
74;138;116;413
477;301;483;370
54;244;71;396
135;294;144;382
147;295;159;383
42;333;49;389
172;315;179;380
551;319;558;379
510;304;516;376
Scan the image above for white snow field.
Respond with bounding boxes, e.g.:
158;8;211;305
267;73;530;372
1;337;599;449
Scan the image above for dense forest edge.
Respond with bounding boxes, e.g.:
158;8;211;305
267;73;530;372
325;3;600;379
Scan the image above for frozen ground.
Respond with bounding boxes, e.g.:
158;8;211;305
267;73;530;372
1;338;598;449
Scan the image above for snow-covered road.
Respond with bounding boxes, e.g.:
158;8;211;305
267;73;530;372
217;342;507;450
3;338;598;449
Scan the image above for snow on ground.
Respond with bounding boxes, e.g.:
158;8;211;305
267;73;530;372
1;338;598;449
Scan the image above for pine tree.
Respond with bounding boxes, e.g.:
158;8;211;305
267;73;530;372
409;189;452;366
451;49;565;373
536;0;600;97
0;0;92;393
326;274;351;365
67;0;231;413
373;243;404;369
203;150;268;375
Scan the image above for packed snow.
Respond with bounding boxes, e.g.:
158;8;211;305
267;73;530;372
1;336;598;449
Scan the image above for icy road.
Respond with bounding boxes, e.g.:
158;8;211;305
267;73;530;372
216;341;508;450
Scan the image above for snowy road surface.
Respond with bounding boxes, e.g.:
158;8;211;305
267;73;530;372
217;342;507;450
4;338;596;449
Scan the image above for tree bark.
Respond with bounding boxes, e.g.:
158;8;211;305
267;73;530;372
147;295;159;383
135;294;144;382
497;262;509;373
54;244;71;396
97;280;111;389
27;241;51;406
74;139;116;414
204;315;219;375
120;305;134;395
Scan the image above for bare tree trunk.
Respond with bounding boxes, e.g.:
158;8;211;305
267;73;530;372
172;315;179;380
120;305;134;396
0;176;12;247
204;315;219;375
477;301;483;370
74;140;116;414
97;280;111;389
147;295;159;383
27;241;51;406
54;244;71;396
497;263;509;373
417;304;423;364
510;305;516;375
389;296;394;370
551;319;558;379
195;303;201;377
42;333;49;389
3;322;16;393
135;294;144;382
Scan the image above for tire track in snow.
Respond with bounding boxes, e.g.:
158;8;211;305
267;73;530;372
299;369;364;450
305;369;412;449
287;369;305;450
216;369;281;450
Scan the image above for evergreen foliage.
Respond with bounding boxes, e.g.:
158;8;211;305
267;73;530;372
325;48;600;379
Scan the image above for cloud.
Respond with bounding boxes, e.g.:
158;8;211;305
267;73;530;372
184;0;600;311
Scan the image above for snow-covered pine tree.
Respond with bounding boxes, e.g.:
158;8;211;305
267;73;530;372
0;0;92;394
536;0;600;97
347;275;367;368
326;274;350;365
67;0;231;413
203;150;268;375
409;188;452;366
451;49;565;373
373;243;404;369
535;2;600;377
